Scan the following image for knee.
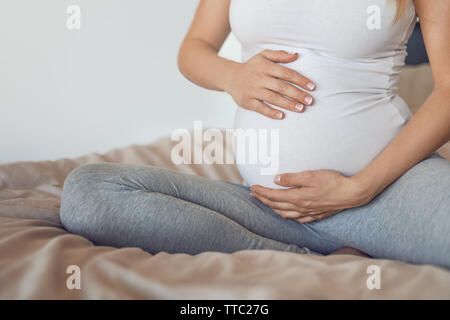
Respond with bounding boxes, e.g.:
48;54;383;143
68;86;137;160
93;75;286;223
60;162;122;232
62;163;113;197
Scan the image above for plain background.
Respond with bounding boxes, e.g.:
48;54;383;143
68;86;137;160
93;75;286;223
0;0;242;164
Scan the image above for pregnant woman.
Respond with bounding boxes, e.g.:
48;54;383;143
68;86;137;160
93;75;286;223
60;0;450;268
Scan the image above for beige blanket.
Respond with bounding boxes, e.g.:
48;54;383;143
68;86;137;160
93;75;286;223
1;64;449;299
1;133;450;299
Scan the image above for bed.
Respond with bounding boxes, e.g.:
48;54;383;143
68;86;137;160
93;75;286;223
1;63;449;299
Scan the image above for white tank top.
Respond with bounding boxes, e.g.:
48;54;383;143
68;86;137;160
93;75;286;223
230;0;417;188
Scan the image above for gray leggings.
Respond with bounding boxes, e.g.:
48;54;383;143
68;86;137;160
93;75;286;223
60;152;450;268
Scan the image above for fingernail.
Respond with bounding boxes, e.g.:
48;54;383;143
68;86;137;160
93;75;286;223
274;175;281;183
304;96;313;105
307;82;315;91
276;112;284;119
288;51;297;55
294;104;304;112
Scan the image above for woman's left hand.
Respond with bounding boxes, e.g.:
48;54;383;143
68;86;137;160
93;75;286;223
250;170;373;224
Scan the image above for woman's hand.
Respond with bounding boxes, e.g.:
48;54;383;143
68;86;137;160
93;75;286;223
250;170;374;224
224;49;316;120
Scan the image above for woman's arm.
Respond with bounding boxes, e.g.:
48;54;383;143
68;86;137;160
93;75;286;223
177;0;236;92
352;0;450;201
177;0;317;119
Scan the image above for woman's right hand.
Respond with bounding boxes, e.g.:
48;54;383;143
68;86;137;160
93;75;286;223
225;49;316;120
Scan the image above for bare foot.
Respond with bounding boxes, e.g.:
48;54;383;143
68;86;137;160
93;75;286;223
329;247;371;257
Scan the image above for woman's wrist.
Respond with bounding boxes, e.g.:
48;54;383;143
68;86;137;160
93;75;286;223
221;59;241;94
349;170;385;206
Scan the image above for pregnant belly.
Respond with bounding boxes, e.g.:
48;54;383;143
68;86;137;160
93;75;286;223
232;53;412;189
233;97;409;189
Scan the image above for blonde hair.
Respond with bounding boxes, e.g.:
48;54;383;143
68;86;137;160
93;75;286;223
393;0;408;24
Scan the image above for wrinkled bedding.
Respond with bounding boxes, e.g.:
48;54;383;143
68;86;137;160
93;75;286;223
1;64;450;299
1;131;450;299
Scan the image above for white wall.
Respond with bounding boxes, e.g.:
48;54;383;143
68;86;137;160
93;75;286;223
0;0;242;164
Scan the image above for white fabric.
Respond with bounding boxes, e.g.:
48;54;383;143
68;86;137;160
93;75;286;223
230;0;417;188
